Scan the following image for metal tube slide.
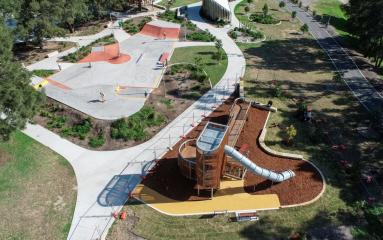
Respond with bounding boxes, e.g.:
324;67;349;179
224;145;295;182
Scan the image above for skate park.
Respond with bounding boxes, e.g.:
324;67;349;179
40;20;181;120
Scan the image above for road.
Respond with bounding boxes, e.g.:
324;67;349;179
282;0;383;112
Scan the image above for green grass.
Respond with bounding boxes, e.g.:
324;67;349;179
312;0;349;36
157;0;200;8
31;69;55;78
170;46;228;85
0;131;76;239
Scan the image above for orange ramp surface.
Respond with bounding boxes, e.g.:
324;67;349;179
140;21;180;40
79;43;131;64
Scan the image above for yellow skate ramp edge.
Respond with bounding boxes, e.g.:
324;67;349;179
133;180;280;216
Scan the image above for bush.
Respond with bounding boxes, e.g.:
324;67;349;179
249;13;279;24
61;118;92;140
279;1;285;8
157;10;182;23
110;106;166;141
123;20;139;34
247;0;253;3
32;69;55;78
186;31;216;42
284;125;297;144
88;133;105;148
183;21;197;31
300;23;309;33
244;6;250;12
47;116;67;129
291;11;297;19
229;30;238;39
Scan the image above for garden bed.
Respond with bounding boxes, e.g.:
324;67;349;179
33;65;211;150
229;27;264;43
158;10;216;42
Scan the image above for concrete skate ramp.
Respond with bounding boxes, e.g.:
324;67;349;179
79;43;131;64
140;20;180;39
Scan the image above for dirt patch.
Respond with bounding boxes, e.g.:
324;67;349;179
69;19;110;36
141;100;324;205
33;67;210;150
14;41;77;66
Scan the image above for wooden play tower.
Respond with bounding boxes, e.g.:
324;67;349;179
177;98;250;198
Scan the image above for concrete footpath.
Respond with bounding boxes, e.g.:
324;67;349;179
281;0;383;112
22;2;245;240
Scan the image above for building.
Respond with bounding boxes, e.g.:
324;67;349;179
201;0;231;22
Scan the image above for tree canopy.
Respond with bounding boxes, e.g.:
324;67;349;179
0;19;45;140
345;0;383;67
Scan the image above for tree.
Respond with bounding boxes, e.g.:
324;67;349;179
300;23;309;34
16;0;66;47
262;3;269;17
0;20;45;141
284;125;297;144
291;11;297;19
298;1;302;8
61;0;89;33
247;0;253;4
279;1;285;8
345;0;383;67
244;6;250;13
215;39;223;63
165;0;174;12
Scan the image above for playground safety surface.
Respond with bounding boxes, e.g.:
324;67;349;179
134;98;324;214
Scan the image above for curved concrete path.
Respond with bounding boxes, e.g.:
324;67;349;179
281;0;383;112
23;2;245;240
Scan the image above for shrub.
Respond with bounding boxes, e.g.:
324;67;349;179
186;31;216;42
138;16;152;30
244;6;250;12
291;11;297;19
249;13;279;24
61;118;92;140
262;3;269;16
229;30;238;39
110;106;166;141
32;69;55;78
47;116;67;129
300;23;309;33
183;21;197;31
284;125;297;144
279;1;285;8
123;20;139;34
247;0;253;3
88;133;105;148
298;1;302;8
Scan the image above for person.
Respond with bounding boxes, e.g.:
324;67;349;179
100;91;105;102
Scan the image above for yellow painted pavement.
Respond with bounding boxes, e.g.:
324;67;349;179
133;179;280;215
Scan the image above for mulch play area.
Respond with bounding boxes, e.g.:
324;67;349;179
141;98;324;206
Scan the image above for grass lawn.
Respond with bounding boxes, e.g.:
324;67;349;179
0;131;76;240
31;69;55;78
312;0;350;37
235;0;304;40
170;46;228;86
157;0;200;8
